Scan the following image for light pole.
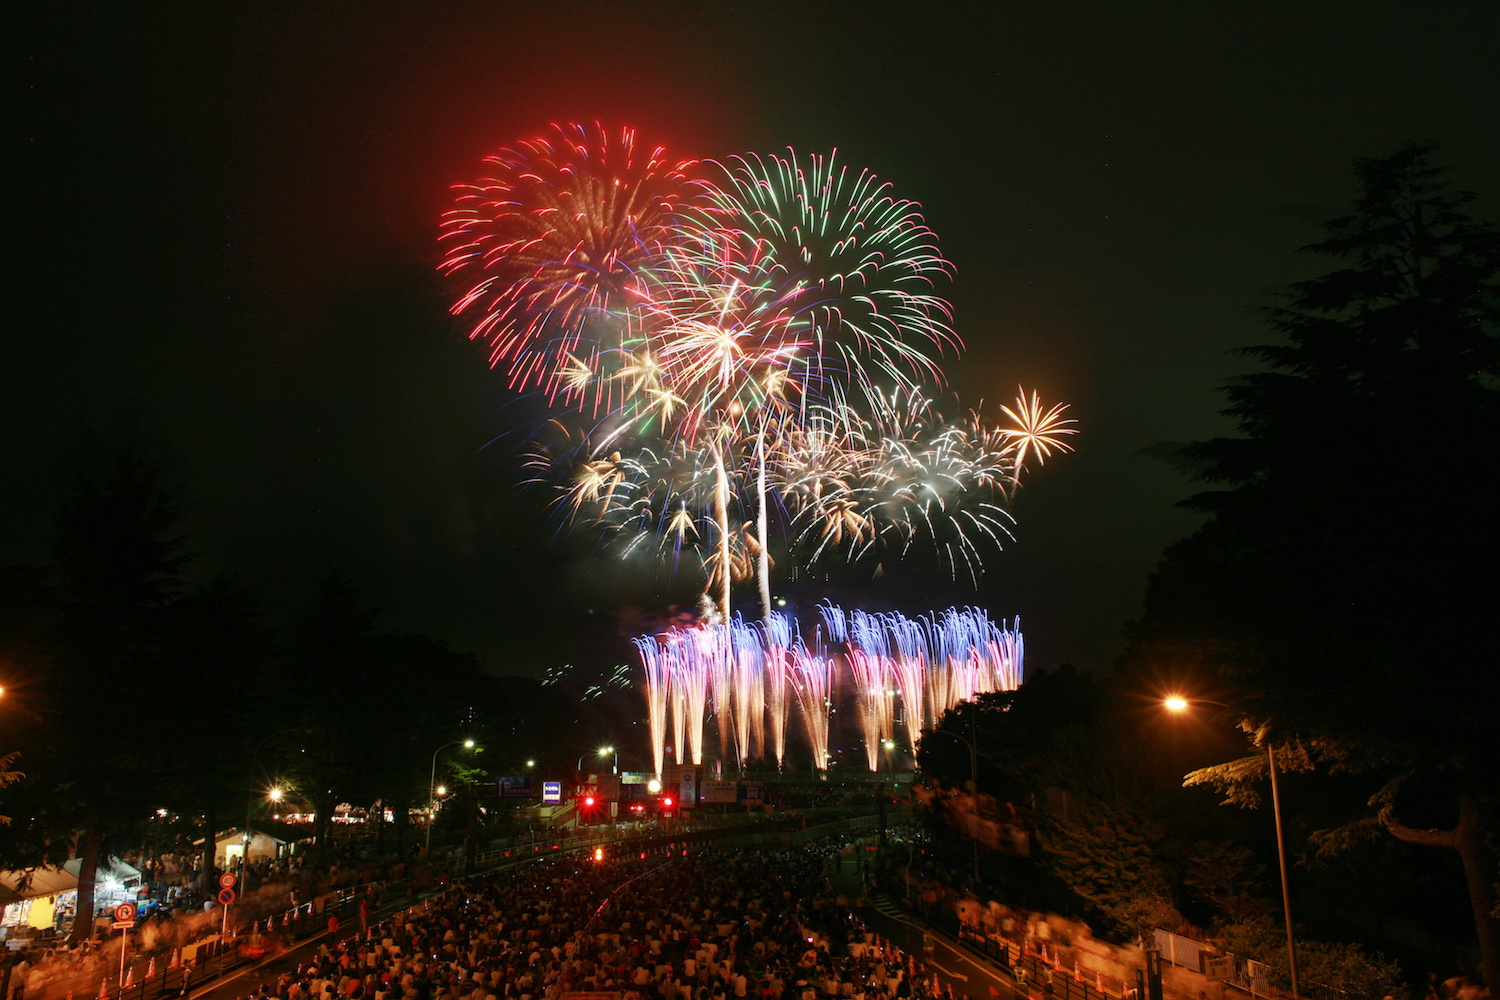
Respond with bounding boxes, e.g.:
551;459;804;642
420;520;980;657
1165;697;1300;998
923;713;980;883
244;728;309;875
427;740;474;856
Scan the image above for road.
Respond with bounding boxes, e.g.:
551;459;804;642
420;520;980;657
830;850;1021;1000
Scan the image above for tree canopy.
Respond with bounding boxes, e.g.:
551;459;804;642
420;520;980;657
1129;141;1499;983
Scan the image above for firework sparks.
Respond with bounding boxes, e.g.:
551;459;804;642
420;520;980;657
633;606;1022;774
441;122;708;392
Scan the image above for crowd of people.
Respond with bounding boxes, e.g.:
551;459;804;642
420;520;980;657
239;837;960;1000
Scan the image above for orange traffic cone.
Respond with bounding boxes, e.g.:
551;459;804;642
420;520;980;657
124;970;134;988
1096;973;1105;993
146;958;156;980
1074;962;1083;983
169;949;180;970
282;912;290;928
98;977;109;1000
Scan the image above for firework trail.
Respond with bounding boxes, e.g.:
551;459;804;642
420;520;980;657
789;644;833;771
846;610;895;770
635;636;672;777
888;614;928;736
730;616;763;763
761;611;794;766
671;631;710;765
634;605;1022;773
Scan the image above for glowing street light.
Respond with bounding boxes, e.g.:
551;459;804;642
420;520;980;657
427;739;476;855
1164;696;1300;998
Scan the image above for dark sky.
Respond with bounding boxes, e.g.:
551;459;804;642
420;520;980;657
13;0;1499;676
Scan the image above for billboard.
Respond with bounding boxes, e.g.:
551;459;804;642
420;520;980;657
700;781;738;804
497;776;534;799
678;770;697;808
542;781;562;804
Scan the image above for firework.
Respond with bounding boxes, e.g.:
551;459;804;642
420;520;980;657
999;387;1078;474
441;123;707;392
632;605;1022;774
696;149;958;405
444;129;1076;621
760;611;795;766
789;644;834;772
635;636;673;778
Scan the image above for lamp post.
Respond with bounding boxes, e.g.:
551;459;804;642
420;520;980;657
923;710;980;883
244;728;309;877
1165;697;1300;998
427;740;474;856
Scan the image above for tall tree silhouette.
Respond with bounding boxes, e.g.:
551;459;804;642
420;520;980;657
49;448;189;941
1130;143;1499;982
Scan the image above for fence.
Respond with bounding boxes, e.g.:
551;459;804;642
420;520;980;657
895;885;1132;1000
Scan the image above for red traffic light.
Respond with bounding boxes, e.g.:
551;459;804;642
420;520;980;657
583;795;596;807
662;797;673;808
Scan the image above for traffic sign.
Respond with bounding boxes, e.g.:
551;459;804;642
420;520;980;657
114;902;137;922
112;920;136;930
218;887;236;905
219;873;237;889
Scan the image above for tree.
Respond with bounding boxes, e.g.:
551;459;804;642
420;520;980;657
35;446;189;941
1130;143;1499;981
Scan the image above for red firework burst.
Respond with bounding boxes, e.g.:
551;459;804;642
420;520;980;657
440;122;709;387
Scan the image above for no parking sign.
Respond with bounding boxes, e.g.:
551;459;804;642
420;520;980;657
218;887;236;905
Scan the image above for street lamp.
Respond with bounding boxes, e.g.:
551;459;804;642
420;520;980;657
577;746;618;774
1165;697;1300;998
427;740;475;855
922;706;981;883
244;728;310;874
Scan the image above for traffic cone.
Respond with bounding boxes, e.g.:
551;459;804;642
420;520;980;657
169;949;180;970
98;977;109;1000
147;958;156;980
282;912;290;928
1074;962;1083;983
1096;973;1105;993
125;970;134;988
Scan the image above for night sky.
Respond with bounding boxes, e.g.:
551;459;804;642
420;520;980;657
13;1;1499;676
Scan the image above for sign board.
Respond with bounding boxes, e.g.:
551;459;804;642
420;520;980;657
218;887;236;905
113;902;138;922
1203;957;1233;982
678;770;697;808
619;771;651;785
739;781;765;805
498;776;534;799
219;873;237;889
542;781;563;804
112;920;136;930
700;780;738;804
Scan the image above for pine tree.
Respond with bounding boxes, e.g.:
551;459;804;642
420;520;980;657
1130;143;1499;982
